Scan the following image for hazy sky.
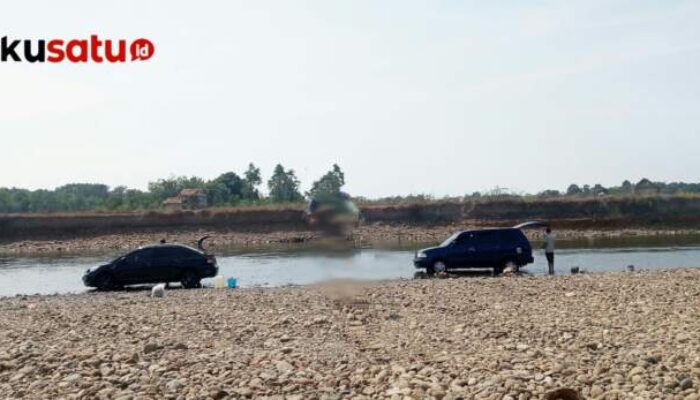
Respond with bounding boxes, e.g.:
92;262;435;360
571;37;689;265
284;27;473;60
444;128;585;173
1;1;699;197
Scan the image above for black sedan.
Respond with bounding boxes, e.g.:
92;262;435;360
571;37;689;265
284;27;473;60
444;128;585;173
83;244;218;290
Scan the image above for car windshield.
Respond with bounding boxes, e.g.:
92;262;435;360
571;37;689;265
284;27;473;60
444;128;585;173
112;252;132;263
440;232;460;247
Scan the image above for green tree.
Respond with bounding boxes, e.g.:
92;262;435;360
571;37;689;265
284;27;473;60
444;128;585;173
538;189;561;197
213;172;243;195
105;186;127;209
123;189;153;209
621;180;633;193
53;183;110;211
242;163;262;200
206;181;232;206
267;164;303;202
592;184;608;196
11;189;31;212
308;164;345;198
0;188;11;213
206;172;243;205
566;184;582;196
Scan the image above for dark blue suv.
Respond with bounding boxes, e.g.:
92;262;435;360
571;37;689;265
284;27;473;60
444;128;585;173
413;228;534;274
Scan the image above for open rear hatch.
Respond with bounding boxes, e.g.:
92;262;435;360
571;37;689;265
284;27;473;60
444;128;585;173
197;235;211;251
512;221;549;230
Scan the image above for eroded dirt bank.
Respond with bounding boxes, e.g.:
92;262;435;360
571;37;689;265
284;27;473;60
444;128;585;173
4;196;700;255
2;270;700;399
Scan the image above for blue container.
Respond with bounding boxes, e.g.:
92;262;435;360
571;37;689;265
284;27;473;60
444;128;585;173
227;278;238;288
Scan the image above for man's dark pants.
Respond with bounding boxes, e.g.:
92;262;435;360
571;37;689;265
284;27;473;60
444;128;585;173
546;252;554;275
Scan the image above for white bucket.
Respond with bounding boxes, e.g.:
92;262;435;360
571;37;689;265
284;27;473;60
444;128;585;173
212;275;226;289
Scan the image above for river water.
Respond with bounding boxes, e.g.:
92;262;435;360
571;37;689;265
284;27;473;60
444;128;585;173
2;235;700;297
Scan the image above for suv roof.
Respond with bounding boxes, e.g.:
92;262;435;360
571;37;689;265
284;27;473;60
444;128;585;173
138;243;203;254
460;227;519;233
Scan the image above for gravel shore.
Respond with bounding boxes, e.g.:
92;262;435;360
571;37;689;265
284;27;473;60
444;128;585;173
2;270;700;399
2;225;698;255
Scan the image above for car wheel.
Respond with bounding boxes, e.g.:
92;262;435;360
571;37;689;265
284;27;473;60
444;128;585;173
505;260;518;272
181;271;201;289
95;273;116;291
433;261;447;274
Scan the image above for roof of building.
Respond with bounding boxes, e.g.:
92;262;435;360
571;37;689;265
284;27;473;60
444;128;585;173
179;188;206;196
162;197;183;205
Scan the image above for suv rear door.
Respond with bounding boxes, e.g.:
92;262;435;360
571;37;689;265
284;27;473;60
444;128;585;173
499;229;531;263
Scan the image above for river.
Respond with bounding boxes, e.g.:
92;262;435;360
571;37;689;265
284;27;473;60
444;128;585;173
2;235;700;297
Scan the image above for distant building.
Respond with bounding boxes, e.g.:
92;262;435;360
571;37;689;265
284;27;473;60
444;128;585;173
162;196;183;211
162;188;208;211
634;178;660;196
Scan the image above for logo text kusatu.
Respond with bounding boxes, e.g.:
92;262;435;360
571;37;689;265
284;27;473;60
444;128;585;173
1;36;154;63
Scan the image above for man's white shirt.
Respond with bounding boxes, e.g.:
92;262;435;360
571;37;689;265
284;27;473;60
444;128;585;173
544;233;555;253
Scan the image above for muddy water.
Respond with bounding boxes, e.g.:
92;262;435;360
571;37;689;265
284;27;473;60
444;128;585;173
2;235;700;297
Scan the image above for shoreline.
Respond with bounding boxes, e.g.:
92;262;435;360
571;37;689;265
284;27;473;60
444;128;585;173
3;224;700;256
2;269;700;399
1;265;696;300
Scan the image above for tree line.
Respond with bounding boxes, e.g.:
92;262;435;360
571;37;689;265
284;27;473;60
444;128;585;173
0;163;347;213
362;179;700;204
463;178;700;199
537;178;700;198
2;173;700;213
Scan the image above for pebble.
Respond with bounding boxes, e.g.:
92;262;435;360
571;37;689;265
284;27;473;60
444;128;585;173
679;377;693;390
1;269;700;399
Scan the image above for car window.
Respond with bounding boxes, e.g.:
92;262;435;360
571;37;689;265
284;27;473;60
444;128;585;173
455;232;475;244
499;229;525;244
154;246;200;263
151;247;173;258
126;252;138;264
127;248;155;265
472;230;502;244
440;232;461;247
115;251;136;264
178;247;199;257
170;247;198;258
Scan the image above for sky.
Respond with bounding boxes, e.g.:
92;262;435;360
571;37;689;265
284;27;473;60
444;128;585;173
0;0;699;198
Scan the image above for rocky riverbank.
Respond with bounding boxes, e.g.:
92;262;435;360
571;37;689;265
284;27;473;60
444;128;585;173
2;269;700;399
2;224;699;255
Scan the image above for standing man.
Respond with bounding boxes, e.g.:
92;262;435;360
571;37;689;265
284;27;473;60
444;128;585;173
543;227;555;275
